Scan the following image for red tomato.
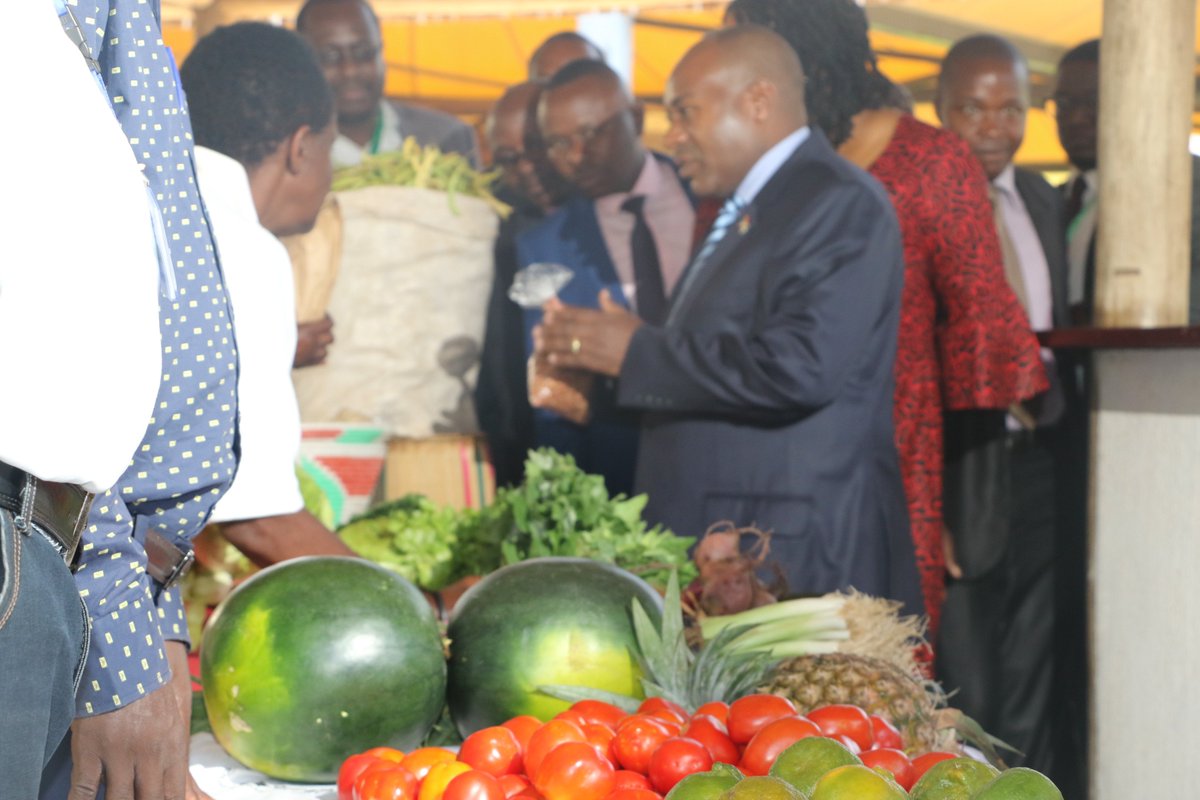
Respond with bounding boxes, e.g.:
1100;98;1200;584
340;755;386;800
613;716;673;774
805;705;874;751
554;709;591;729
571;700;629;730
443;770;506;800
861;748;916;791
637;697;688;722
602;790;663;800
363;747;407;764
419;762;474;800
910;751;959;781
583;723;618;765
497;774;531;798
834;734;862;755
353;765;418;800
693;702;729;726
647;737;714;795
682;715;739;765
399;748;457;782
612;770;653;791
523;719;588;779
869;715;905;751
725;694;797;745
460;726;524;777
738;716;822;776
502;716;543;752
533;741;617;800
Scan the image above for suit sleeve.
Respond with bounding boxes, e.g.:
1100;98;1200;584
617;191;902;422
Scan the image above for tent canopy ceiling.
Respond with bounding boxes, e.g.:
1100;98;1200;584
161;1;1200;169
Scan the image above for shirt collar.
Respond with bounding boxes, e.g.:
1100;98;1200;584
194;146;258;221
992;163;1018;195
734;126;811;205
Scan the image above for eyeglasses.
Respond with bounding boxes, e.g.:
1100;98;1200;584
491;149;532;170
543;109;628;158
315;43;380;69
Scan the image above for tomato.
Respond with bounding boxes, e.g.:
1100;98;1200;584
910;751;958;781
637;697;688;722
725;694;797;745
738;716;821;776
533;741;617;800
399;748;458;782
571;700;629;730
502;716;543;752
460;726;523;777
612;770;652;791
834;734;862;755
693;702;729;725
419;762;474;800
681;715;739;765
583;723;618;765
340;755;387;800
497;774;531;798
805;705;874;751
647;737;714;795
553;709;591;729
443;770;506;800
601;790;663;800
868;714;905;750
613;716;674;774
353;765;418;800
363;747;407;764
523;719;588;779
860;748;916;791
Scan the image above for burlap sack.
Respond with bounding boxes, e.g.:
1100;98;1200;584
283;196;343;324
290;185;499;437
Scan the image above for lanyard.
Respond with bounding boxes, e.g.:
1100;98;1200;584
368;110;385;155
1066;196;1099;243
53;0;178;301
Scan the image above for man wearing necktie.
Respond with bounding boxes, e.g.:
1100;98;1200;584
935;34;1075;789
534;25;922;615
516;59;696;496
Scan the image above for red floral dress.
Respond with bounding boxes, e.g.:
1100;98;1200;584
869;116;1048;633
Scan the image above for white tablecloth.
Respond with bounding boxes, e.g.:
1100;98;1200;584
190;734;337;800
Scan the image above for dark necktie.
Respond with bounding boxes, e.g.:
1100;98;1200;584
621;195;667;325
1065;176;1093;324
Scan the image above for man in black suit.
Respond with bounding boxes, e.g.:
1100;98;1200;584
534;24;922;613
934;34;1072;786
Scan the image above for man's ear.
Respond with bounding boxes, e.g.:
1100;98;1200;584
285;124;315;176
743;78;776;123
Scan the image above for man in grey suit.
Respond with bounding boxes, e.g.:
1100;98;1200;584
297;0;480;168
534;24;922;614
935;33;1073;790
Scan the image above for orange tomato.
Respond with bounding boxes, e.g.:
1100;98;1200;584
501;715;543;752
459;726;523;777
693;702;729;725
363;747;407;764
400;747;458;781
523;719;588;779
532;741;617;800
353;764;418;800
419;761;474;800
442;770;506;800
497;774;531;798
569;700;628;730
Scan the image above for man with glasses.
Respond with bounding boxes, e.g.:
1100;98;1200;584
296;0;480;169
515;59;696;496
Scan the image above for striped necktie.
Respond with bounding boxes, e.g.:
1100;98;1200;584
672;195;747;310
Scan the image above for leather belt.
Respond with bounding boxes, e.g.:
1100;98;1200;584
0;461;93;565
143;528;196;590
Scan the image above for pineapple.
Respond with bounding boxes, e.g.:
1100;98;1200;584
762;652;955;753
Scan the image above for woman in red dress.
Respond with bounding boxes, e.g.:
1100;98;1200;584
727;0;1047;635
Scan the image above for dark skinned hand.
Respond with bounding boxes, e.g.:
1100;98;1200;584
533;290;643;378
293;313;334;368
68;657;190;800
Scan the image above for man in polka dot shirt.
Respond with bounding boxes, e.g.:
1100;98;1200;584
39;2;240;797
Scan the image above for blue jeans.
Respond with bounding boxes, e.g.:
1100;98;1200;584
0;509;88;798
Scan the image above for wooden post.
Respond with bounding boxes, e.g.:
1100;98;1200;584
1094;0;1195;326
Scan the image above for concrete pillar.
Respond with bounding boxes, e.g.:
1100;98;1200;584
1094;0;1195;327
576;13;634;89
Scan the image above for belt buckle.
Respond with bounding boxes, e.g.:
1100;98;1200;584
162;546;196;590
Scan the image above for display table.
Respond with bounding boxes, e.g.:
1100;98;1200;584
190;734;336;800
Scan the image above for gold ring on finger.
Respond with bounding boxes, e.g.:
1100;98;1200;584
570;337;582;355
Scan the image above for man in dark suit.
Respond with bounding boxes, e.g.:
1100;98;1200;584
517;60;697;496
297;0;480;168
1056;39;1200;326
534;24;922;612
935;34;1072;786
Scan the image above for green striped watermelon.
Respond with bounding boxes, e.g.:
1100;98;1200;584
200;556;446;782
446;557;662;736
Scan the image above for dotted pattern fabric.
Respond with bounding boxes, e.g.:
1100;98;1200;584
69;0;239;717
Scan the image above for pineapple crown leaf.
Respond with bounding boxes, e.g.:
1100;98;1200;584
536;684;642;714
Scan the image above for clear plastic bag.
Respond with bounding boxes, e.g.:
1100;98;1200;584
510;263;594;425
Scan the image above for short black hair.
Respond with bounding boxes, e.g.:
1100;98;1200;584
1060;39;1100;68
726;0;898;147
296;0;380;36
939;34;1028;95
544;58;623;92
181;22;334;167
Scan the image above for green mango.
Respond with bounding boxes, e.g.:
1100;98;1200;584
810;764;910;800
972;767;1064;800
910;757;1000;800
769;736;862;796
665;763;745;800
719;776;806;800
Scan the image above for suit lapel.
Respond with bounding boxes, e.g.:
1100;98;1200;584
667;204;757;325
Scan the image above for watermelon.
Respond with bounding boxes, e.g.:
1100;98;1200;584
446;557;662;736
201;556;446;782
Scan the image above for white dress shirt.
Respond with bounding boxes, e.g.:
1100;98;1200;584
195;147;305;522
332;101;404;169
993;165;1054;332
0;1;161;491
